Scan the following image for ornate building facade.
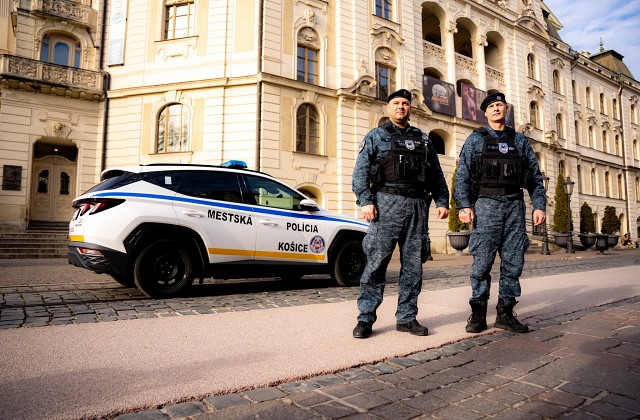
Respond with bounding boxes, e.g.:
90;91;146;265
1;0;639;252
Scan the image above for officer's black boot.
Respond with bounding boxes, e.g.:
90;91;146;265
494;298;529;333
465;300;488;333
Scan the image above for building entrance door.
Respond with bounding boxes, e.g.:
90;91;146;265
30;156;76;222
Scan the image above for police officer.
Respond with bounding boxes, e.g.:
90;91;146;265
454;92;546;334
352;88;449;339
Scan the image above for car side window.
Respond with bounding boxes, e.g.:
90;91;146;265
245;174;304;210
178;171;243;203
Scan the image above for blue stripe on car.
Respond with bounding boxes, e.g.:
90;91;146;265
92;191;369;227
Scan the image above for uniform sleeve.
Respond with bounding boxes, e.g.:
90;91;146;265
453;133;477;209
427;142;450;209
518;134;547;211
352;131;376;206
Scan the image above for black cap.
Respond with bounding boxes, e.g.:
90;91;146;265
387;89;412;103
480;92;507;111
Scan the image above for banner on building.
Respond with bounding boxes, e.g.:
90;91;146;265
423;76;456;116
461;83;488;125
107;0;128;66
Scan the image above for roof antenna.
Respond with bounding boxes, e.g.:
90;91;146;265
599;38;604;52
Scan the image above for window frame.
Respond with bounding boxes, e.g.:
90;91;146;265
164;0;196;40
40;33;81;68
375;0;393;20
157;103;190;154
295;103;321;155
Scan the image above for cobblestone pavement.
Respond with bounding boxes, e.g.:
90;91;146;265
1;251;639;329
2;250;639;419
114;298;640;420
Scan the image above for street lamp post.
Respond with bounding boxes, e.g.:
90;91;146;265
541;172;550;255
564;176;575;254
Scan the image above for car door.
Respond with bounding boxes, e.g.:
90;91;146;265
174;170;256;264
243;174;327;265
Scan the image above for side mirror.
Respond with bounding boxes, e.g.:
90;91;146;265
300;199;320;211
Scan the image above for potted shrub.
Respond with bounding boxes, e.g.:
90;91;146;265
578;202;597;249
601;205;621;248
447;169;470;256
552;173;572;249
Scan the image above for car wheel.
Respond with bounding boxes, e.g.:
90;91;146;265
133;239;194;297
331;239;366;287
110;273;135;288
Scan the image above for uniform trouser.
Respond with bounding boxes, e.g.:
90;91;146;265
468;195;529;304
357;192;427;324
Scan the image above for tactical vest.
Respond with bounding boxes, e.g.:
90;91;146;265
369;123;431;187
471;127;528;196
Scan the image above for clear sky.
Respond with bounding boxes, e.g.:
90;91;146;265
543;0;640;81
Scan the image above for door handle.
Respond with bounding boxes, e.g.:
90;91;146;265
259;219;278;227
182;210;204;218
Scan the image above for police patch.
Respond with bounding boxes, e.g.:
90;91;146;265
309;235;326;253
498;143;509;154
405;140;415;150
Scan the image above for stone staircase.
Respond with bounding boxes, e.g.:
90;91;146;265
0;221;68;259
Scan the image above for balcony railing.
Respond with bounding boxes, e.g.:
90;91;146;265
455;53;477;73
0;54;104;100
24;0;96;28
486;64;504;83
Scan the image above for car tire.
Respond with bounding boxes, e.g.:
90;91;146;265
133;239;194;297
331;238;366;287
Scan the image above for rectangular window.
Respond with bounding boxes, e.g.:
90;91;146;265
297;46;318;84
165;1;195;40
375;0;392;20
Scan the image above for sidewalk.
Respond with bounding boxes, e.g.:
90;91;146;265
1;264;639;419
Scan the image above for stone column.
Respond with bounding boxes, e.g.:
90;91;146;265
444;21;457;84
476;35;488;91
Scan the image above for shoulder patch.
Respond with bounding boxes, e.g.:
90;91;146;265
359;139;366;153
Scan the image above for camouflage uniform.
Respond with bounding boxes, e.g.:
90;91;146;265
454;126;546;306
353;123;449;325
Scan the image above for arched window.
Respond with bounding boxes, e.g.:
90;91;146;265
599;93;606;115
40;34;81;68
634;140;638;160
37;170;49;193
588;126;594;148
631;104;637;124
375;0;393;20
527;54;536;80
529;102;539;128
613;98;618;119
428;131;445;155
558;160;566;177
552;70;561;93
572;80;578;103
585;87;592;109
602;131;608;153
375;48;396;101
164;0;195;39
297;28;319;85
636;177;640;201
296;104;320;154
615;135;620;156
605;171;610;198
618;174;624;199
555;114;563;138
577;166;582;193
575;121;580;145
157;103;190;153
591;169;597;195
60;172;70;195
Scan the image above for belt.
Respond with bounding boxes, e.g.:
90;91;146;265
478;187;522;196
377;186;426;199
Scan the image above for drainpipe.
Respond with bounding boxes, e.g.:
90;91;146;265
99;0;109;173
255;0;264;171
617;73;631;236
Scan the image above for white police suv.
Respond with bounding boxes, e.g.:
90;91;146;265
68;161;369;297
